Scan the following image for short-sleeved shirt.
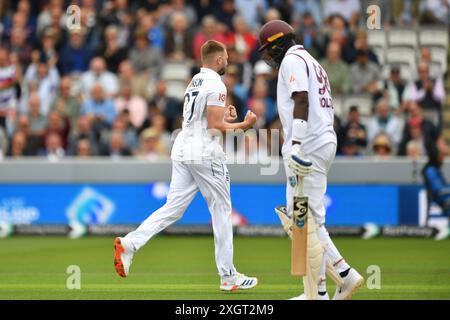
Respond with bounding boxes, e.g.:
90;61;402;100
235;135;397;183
0;65;16;111
171;67;227;161
277;45;336;158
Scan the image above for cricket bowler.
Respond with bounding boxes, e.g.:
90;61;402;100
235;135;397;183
258;20;364;300
113;40;258;291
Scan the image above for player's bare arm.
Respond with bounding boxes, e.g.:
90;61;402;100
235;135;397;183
207;106;256;133
224;105;238;122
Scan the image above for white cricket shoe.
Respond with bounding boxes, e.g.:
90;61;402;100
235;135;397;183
289;292;330;300
333;268;364;300
114;237;134;278
435;226;450;240
220;272;258;291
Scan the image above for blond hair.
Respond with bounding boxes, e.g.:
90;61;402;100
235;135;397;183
201;40;226;64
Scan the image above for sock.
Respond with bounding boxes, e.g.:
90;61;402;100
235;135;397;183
318;277;327;294
317;225;350;273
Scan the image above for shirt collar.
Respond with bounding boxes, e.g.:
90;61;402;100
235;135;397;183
285;45;305;56
200;67;221;79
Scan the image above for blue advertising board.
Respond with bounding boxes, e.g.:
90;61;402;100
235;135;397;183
0;183;420;226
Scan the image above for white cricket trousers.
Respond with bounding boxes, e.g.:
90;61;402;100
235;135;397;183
284;142;349;275
124;159;237;277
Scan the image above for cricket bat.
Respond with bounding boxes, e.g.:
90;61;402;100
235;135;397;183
291;177;308;276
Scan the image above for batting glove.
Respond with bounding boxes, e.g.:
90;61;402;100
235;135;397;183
288;144;312;177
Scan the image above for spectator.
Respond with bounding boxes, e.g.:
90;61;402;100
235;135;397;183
320;41;351;95
118;60;153;101
138;12;164;51
80;83;116;127
28;93;47;136
367;98;404;149
392;0;421;25
292;0;322;27
5;26;33;69
67;116;99;156
114;84;147;129
39;131;65;160
20;52;59;116
323;0;361;26
223;66;246;121
96;25;128;74
149;80;183;132
248;78;276;125
234;0;267;31
403;62;445;129
80;56;119;101
51;76;81;130
294;11;325;58
193;15;226;62
149;113;172;151
164;11;194;60
350;49;381;95
398;102;439;156
346;29;379;64
226;45;253;94
224;15;257;61
214;0;237;32
0;126;7;157
340;138;363;157
76;138;93;157
340;106;367;155
136;127;168;160
113;111;139;151
128;28;163;77
250;98;267;130
382;66;407;110
0;47;18;129
372;133;393;159
102;130;132;159
58;27;93;76
7;131;27;157
15;115;42;155
44;110;69;150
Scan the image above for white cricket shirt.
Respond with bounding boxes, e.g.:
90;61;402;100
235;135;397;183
171;67;227;161
277;45;337;158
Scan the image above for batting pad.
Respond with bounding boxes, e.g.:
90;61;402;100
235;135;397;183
303;212;324;300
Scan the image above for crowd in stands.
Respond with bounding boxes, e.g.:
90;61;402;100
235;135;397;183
0;0;448;161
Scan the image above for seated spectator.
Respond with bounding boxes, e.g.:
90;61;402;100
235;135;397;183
51;76;81;131
149;113;172;151
38;132;65;161
248;78;276;125
320;41;351;95
96;25;128;74
323;0;361;25
164;11;194;60
118;60;153;101
138;12;165;51
21;52;60;116
223;66;246;121
102;130;132;159
346;29;379;65
350;49;381;95
148;80;183;132
135;127;169;160
193;15;226;62
403;62;445;129
67;116;99;156
0;47;18;130
128;28;163;77
110;111;139;151
253;60;277;101
224;15;257;61
294;12;325;58
398;102;439;156
44;110;69;150
15;115;43;155
227;46;253;94
5;26;33;69
382;66;407;110
340;138;363;157
406;140;422;160
81;83;117;127
367;98;404;149
28;93;47;136
340;106;367;155
114;84;147;129
76;138;93;158
372;133;393;159
58;27;93;76
80;57;119;101
7;131;27;157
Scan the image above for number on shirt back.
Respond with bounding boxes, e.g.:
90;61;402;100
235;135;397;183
184;91;199;123
312;62;333;109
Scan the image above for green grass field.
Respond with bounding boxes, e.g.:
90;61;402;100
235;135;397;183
0;236;449;300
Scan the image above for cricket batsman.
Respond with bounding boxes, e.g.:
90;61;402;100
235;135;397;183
114;40;258;291
258;20;364;300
